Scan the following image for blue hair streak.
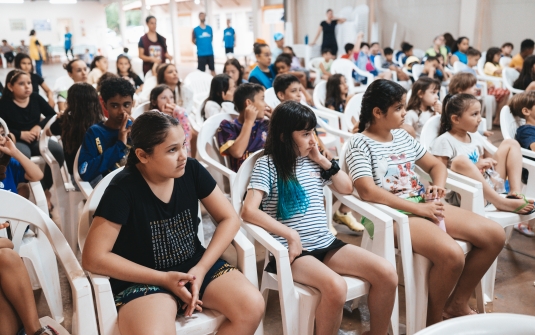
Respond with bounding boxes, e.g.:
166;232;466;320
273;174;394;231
276;177;310;220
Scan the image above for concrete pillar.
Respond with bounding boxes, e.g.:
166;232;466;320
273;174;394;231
141;0;148;32
168;0;181;63
251;0;262;40
205;0;213;26
459;0;479;43
117;0;127;46
284;0;297;44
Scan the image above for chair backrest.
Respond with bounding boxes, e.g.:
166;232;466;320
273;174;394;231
331;58;373;87
312;80;328;108
307;56;324;71
0;117;8;134
373;54;384;71
131;58;144;80
419;114;442;150
477;51;487;76
499;56;512;68
406;89;412;103
231;150;264;215
499;105;525;140
264;87;281;109
411;64;424;79
52;75;74;94
503;67;521;92
184;70;213;97
73;147;93;200
412;48;425;60
453;61;469;74
413;313;535;335
132;101;150;119
342;93;363;131
138;76;157;103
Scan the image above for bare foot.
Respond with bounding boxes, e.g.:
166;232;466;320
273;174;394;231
44;189;53;212
494;197;534;214
443;301;477;319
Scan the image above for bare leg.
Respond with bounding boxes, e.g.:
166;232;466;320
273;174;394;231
0;248;42;334
407;217;465;325
492;139;523;192
117;293;178;335
492;96;509;125
442;204;505;316
202;270;264;335
291;256;347;335
324;244;397;335
450;155;534;213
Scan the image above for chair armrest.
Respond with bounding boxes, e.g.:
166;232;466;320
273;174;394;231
312;106;343;127
87;272;118;335
29;181;49;215
316;117;352;140
199;154;236;186
477;74;502;85
242;222;288;259
231;230;258;287
521;148;535;160
520;157;535;199
77;180;94;200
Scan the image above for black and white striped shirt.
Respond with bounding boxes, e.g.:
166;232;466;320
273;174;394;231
346;129;427;198
248;155;335;250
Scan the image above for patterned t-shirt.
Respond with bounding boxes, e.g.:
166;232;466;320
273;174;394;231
428;131;485;168
94;158;216;295
248;155;335;251
346;129;427;198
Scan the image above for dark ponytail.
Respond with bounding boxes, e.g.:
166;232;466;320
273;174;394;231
358;79;406;133
439;93;479;135
126;111;180;167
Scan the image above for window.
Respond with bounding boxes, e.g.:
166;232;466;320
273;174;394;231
246;11;253;31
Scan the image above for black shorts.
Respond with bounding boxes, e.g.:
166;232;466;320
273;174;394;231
198;55;215;71
265;238;346;274
4;52;14;63
225;47;234;54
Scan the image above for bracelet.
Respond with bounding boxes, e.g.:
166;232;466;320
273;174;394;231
320;159;340;180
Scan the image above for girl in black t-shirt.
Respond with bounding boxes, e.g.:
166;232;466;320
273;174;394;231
83;111;264;335
117;55;144;94
14;53;55;109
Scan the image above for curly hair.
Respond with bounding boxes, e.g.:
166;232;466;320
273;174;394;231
439;93;479;135
100;77;135;103
62;83;104;154
358;79;406;133
96;72;119;94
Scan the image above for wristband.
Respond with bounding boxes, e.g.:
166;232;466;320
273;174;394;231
320;159;340;180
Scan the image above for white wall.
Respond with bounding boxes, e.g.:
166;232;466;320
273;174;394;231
0;2;108;52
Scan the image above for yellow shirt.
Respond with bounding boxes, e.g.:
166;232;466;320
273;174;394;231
483;62;503;88
509;54;523;69
28;36;46;61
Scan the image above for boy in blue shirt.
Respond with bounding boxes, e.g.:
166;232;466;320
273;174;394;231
192;12;215;76
0;125;43;194
78;77;135;183
223;19;235;54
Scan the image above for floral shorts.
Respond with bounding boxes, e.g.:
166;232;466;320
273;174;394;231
114;259;235;309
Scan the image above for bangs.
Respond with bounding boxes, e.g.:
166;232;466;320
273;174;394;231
294;107;317;131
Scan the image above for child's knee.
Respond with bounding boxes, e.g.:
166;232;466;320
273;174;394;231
322;275;347;305
450;155;472;170
502;138;521;149
440;243;465;273
0;248;20;267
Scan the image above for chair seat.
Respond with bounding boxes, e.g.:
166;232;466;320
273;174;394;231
320;132;337;149
344;276;370;300
174;309;226;335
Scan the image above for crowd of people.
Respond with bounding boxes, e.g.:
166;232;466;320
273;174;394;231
2;9;535;335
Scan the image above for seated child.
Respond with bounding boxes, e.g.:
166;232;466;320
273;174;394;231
483;47;511;122
430;93;535;214
201;74;236;120
149;84;192;155
382;47;410;81
404;77;442;139
511;91;535;151
282;46;311;85
501;42;513;58
401;42;414;65
217;83;269;172
78;77;135;183
96;72;119;118
325;74;354;113
274;55;313;105
318;48;334;80
420;56;444;81
87;55;108;85
0;124;43;194
242;101;397;335
462;48;481;77
355;42;392;81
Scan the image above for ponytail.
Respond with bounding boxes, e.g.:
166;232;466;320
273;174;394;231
439;93;479;135
125;146;139;167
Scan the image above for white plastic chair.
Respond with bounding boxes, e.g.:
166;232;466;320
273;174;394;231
138;75;157;103
476;51;503;89
421;114;535;305
306;56;324;86
264;87;280;109
39;116;84;252
132;101;150;119
342;93;363;132
0;191;98;335
53;76;74;99
411;64;424;79
499;57;512;68
184;70;213;109
414;313;535;335
73;147;94;200
231;150;399;335
331;58;374;94
500;105;535;162
78;167;262;335
131;57;144;80
502;67;524;95
412;48;426;60
338;140;483;334
312;81;347;131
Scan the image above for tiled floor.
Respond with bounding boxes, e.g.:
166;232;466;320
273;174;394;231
3;63;534;334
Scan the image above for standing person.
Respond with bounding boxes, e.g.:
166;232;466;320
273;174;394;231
310;9;347;57
1;40;15;67
272;33;284;62
192;12;215;76
64;27;74;60
28;30;46;78
138;16;172;76
248;43;276;89
223;19;236;55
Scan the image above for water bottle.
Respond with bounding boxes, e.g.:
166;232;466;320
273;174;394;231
425;193;446;232
305;35;308;45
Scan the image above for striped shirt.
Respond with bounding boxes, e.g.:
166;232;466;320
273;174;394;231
248;155;335;251
346;129;427;198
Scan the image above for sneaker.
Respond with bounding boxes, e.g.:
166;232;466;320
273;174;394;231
514;223;535;237
333;210;364;232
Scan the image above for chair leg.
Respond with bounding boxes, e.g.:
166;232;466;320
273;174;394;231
504;225;514;246
482;258;497;305
19;237;64;323
298;291;320;335
412;253;431;334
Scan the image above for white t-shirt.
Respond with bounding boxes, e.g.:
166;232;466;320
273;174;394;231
428;132;485;168
346;129;427;199
203;101;235;119
248;155;335;251
86;68;103;85
404;109;434;140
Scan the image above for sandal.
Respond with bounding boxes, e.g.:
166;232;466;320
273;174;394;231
442;308;478;320
506;193;535;215
33;326;59;335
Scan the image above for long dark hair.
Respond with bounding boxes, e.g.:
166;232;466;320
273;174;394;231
325;74;345;111
201;74;231;119
89;56;105;71
358;79;406;133
513;55;535;90
264;101;316;220
149;84;172;110
443;33;455;50
439;93;479;135
63;83;104;154
452;36;468;54
406;77;441;115
126;110;180;167
1;69;30;102
157;63;182;99
14;53;34;73
116;54;137;78
485;47;501;65
223;58;244;86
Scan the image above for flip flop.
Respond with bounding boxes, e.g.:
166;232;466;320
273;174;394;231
507;193;535;215
442;308;478;320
